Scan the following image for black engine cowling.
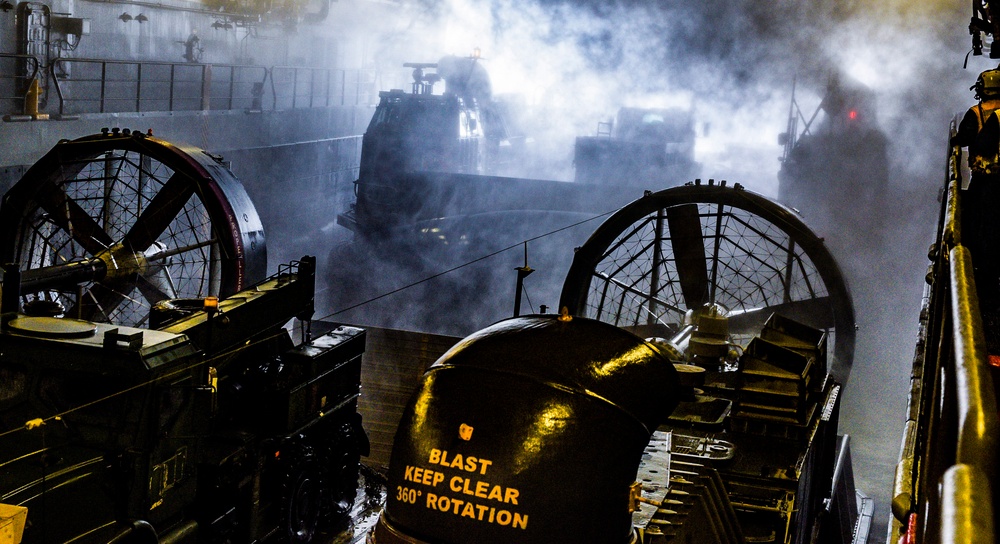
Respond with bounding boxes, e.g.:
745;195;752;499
375;315;681;544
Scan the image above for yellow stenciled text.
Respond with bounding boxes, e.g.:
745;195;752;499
449;475;519;504
394;448;527;530
425;492;528;529
428;448;493;475
403;465;446;487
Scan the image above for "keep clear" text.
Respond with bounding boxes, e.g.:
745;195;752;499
396;448;528;530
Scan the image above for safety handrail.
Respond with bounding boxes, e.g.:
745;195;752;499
941;464;994;543
0;53;40;114
49;58;268;115
941;130;998;543
4;57;374;116
268;66;372;110
949;244;998;473
891;121;999;543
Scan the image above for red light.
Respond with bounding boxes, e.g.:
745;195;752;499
848;109;858;120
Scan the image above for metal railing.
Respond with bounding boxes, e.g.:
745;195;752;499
0;58;375;117
890;121;999;543
0;54;39;115
50;58;269;115
269;66;372;110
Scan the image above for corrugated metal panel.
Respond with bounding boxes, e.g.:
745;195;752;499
357;326;460;470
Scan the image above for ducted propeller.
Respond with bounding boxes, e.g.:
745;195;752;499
559;183;855;383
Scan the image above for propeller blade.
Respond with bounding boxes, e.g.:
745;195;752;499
136;273;175;306
122;172;196;253
666;204;709;309
69;281;130;323
727;296;834;333
32;178;114;256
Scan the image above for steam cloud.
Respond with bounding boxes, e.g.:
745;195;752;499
332;0;972;190
320;0;984;540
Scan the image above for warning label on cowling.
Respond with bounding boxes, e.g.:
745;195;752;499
395;448;528;530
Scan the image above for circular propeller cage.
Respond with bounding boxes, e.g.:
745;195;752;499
0;131;267;328
560;183;855;382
